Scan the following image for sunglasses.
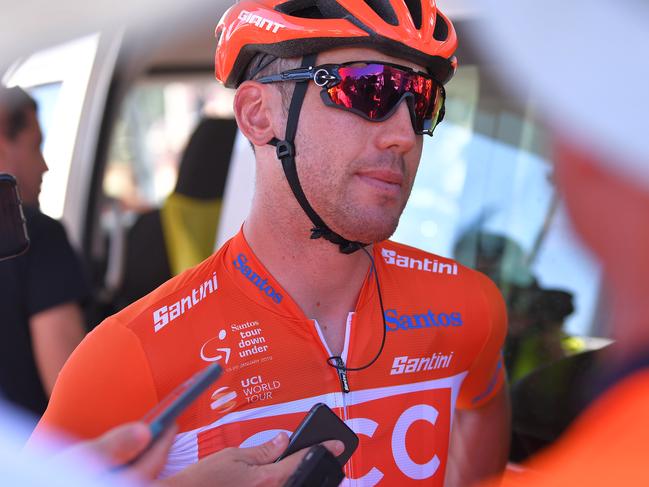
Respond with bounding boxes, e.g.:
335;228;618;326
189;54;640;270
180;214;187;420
257;61;446;136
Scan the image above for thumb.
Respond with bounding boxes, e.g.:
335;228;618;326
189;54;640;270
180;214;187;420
240;432;290;465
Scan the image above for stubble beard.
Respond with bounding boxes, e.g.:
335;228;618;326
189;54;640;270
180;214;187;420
314;176;412;244
297;147;415;244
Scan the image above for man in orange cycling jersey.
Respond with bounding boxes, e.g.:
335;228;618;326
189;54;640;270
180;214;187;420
33;1;510;485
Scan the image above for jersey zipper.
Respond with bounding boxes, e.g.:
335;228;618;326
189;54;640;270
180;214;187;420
312;313;354;399
333;356;350;393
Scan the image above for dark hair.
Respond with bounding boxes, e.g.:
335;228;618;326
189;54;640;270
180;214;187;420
239;54;301;151
242;53;301;113
0;86;37;140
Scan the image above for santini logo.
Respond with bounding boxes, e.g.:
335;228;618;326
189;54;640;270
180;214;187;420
382;248;458;276
384;309;463;332
390;353;454;375
153;272;218;333
233;253;283;304
238;10;285;33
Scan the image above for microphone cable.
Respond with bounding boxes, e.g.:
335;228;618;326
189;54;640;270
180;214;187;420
326;246;387;373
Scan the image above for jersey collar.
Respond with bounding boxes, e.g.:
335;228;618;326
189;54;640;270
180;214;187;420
221;228;378;320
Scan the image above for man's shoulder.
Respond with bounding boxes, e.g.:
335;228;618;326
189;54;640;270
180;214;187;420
112;241;227;333
377;240;503;319
378;239;477;281
23;207;66;240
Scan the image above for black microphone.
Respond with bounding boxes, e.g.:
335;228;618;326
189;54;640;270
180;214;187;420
0;173;30;261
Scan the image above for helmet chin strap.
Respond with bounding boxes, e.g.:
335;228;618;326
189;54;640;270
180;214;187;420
268;54;367;255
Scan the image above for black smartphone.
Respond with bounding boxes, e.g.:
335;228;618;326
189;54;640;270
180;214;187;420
0;173;29;261
283;444;344;487
144;363;223;441
276;403;359;466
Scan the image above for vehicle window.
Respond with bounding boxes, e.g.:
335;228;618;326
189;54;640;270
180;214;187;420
3;34;101;221
104;77;234;209
28;82;63;147
393;64;609;461
91;75;236;317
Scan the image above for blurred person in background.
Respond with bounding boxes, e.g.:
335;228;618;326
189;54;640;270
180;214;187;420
454;230;580;383
0;85;87;419
475;0;649;484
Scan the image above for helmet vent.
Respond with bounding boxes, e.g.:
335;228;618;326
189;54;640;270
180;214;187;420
362;0;399;26
276;0;328;18
404;0;422;29
433;14;449;41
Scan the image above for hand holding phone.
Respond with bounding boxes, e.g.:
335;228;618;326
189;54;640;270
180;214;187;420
283;444;344;487
276;403;359;466
115;363;222;470
144;362;223;441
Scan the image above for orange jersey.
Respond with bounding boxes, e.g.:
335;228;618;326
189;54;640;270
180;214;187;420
34;230;506;485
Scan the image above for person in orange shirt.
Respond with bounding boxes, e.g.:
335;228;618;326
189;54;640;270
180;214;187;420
474;0;649;485
32;2;511;485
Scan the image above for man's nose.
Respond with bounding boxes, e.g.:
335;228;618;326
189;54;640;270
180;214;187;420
375;100;417;153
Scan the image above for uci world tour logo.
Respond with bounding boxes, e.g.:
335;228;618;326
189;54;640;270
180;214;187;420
210;386;237;413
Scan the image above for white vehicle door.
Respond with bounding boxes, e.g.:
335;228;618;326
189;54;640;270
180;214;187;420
3;32;123;248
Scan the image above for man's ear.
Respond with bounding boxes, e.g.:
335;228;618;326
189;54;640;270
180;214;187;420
234;81;278;148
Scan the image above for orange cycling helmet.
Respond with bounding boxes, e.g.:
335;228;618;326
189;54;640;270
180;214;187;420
215;0;458;87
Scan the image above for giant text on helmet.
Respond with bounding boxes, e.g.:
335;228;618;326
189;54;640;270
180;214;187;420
238;10;285;34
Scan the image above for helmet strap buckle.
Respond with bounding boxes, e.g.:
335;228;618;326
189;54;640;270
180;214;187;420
275;140;295;160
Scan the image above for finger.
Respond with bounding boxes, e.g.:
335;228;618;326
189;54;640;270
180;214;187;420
128;424;178;480
320;439;345;458
268;440;345;485
265;445;314;486
238;432;290;465
85;422;151;466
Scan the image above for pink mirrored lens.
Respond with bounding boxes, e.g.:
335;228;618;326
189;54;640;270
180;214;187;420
326;63;442;132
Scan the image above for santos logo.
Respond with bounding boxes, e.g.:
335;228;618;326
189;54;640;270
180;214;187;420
384;309;463;331
382;248;458;276
238;10;285;33
153;272;218;332
233;253;283;304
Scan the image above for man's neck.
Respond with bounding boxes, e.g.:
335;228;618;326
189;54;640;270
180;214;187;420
243;209;372;323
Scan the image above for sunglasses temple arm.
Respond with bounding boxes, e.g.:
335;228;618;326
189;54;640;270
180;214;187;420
256;67;315;84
